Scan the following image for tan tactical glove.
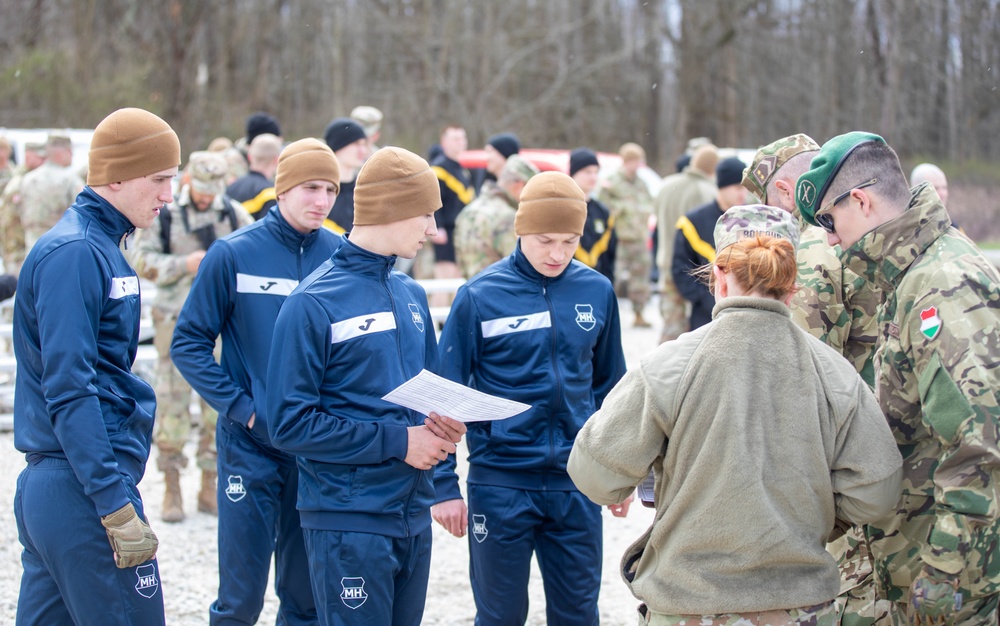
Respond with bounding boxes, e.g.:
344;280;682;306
907;564;963;626
100;502;159;569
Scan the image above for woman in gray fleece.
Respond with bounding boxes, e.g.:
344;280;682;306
568;204;903;626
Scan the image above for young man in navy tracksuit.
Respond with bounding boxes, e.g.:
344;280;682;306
266;147;466;626
171;139;343;625
13;107;180;625
432;171;629;626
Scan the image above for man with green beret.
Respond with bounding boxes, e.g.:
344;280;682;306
743;134;888;624
796;131;1000;624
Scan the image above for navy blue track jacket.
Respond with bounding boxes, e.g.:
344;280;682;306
434;243;627;502
13;187;156;516
266;237;438;538
171;207;342;446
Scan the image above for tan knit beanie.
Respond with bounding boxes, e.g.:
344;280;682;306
353;147;441;226
514;171;587;236
87;108;181;186
274;138;341;197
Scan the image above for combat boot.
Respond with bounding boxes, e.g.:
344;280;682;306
634;311;651;328
197;470;218;516
162;468;185;523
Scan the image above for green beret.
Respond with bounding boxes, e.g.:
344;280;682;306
795;131;885;226
741;134;819;203
714;204;800;253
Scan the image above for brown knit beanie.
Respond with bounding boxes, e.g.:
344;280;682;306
274;138;341;197
690;144;719;176
87;108;181;186
353;147;441;226
514;171;587;236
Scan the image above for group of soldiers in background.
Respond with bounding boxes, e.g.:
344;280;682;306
1;106;998;624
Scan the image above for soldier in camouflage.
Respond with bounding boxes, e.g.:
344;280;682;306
743;134;888;626
129;151;253;523
654;144;718;342
0;141;47;275
797;131;1000;625
599;142;655;327
454;154;539;279
19;134;85;254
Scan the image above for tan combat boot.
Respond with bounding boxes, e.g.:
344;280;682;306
161;468;185;523
197;470;218;516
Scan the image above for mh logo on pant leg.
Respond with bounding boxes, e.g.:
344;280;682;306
472;514;488;543
340;577;368;609
225;475;246;502
134;563;159;598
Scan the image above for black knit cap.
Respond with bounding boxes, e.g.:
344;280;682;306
715;156;746;189
324;118;368;153
487;132;520;159
569;147;600;177
246;111;281;143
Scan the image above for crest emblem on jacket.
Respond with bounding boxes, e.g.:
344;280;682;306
409;303;425;332
575;304;596;331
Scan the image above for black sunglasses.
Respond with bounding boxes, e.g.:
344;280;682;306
815;178;877;234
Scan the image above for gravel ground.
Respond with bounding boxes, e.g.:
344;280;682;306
0;299;661;625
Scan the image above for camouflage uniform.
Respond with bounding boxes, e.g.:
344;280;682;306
0;164;28;274
453;180;518;279
598;168;654;315
129;181;253;474
743;134;887;625
19;161;85;252
840;184;1000;620
654;167;716;341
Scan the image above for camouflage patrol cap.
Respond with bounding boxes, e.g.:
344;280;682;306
795;131;885;226
714;204;800;253
741;134;820;202
46;134;72;149
502;154;540;183
25;141;46;155
186;151;228;196
350;105;383;137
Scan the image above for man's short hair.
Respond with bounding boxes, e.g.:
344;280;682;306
440;124;464;138
766;150;816;204
824;141;909;209
248;133;283;164
909;162;946;187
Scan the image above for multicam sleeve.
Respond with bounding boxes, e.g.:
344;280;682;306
788;228;848;352
128;216;187;287
906;285;1000;576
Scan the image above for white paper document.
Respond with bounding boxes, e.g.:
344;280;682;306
382;369;530;423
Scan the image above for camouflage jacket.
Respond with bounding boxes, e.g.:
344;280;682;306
842;183;1000;596
654;167;716;276
789;220;880;385
19;162;85;250
129;186;253;314
0;166;28;272
598;169;653;242
453;183;518;279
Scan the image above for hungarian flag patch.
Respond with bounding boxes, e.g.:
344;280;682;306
919;306;942;340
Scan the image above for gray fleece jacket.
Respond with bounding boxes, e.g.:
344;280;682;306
568;296;902;615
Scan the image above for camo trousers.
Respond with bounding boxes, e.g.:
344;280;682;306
152;309;217;472
616;238;652;314
659;276;689;342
